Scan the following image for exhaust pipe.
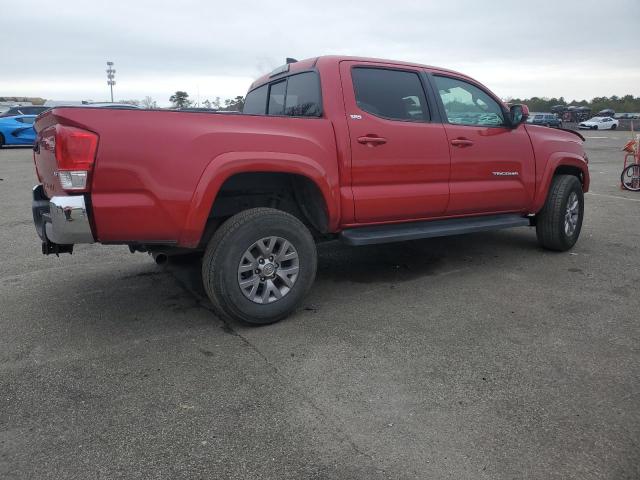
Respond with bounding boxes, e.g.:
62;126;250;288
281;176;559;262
152;252;169;265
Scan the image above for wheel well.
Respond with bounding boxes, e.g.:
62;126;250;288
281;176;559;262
200;172;329;246
554;165;584;188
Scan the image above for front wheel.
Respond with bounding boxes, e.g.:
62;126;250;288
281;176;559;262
593;125;598;130
202;208;317;325
621;164;640;191
611;124;617;130
535;175;584;251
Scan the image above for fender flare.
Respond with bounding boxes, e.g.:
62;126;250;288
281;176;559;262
178;151;340;247
532;152;590;213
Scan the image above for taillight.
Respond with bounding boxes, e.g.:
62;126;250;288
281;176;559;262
54;125;98;191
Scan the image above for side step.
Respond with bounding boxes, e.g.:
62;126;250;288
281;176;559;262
340;214;530;246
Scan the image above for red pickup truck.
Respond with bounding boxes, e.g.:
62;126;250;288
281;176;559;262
32;56;589;324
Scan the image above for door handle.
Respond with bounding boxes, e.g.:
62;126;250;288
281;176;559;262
357;135;387;146
450;138;474;147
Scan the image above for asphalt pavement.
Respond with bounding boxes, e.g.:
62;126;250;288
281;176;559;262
1;130;639;479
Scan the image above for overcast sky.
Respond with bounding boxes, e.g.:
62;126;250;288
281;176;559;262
2;0;639;106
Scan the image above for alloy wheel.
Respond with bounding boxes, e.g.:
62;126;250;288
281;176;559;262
237;236;300;304
564;192;580;236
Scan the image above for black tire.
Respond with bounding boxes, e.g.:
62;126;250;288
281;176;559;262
611;124;617;130
202;208;317;325
621;164;640;191
535;175;584;251
0;133;4;148
593;125;598;130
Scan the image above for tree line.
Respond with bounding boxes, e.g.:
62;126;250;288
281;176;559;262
506;95;640;113
168;91;244;111
4;93;638;114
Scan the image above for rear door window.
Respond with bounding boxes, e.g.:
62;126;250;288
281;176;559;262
283;72;321;116
351;67;430;121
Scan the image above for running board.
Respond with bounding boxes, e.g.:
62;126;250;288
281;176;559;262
340;214;530;246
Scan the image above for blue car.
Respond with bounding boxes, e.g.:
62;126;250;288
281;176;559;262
0;115;37;147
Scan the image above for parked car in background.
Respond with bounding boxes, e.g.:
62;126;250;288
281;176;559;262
596;109;616;118
526;112;563;128
578;116;619;130
552;105;591;123
0;115;37;147
0;105;49;117
614;113;640;120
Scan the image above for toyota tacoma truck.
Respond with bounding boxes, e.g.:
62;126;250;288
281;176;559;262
31;56;589;324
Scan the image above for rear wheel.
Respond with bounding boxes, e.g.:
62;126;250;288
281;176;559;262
536;175;584;251
0;133;4;148
621;164;640;191
202;208;317;325
593;125;598;130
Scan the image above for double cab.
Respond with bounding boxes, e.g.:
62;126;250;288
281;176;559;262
32;56;589;324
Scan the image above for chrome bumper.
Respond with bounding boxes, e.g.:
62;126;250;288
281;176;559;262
32;185;94;250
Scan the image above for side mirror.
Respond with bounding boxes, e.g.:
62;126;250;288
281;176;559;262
509;104;529;127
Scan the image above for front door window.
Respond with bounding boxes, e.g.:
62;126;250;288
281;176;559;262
433;75;505;127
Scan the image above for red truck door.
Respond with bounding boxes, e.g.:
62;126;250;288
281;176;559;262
429;73;535;215
339;61;450;223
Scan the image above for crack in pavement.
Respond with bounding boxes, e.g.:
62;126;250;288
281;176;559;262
164;267;382;468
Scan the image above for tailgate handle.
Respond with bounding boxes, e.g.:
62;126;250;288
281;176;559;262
357;135;387;146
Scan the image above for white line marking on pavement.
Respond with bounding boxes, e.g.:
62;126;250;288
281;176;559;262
587;192;640;202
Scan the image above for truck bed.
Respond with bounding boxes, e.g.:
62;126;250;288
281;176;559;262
34;107;339;246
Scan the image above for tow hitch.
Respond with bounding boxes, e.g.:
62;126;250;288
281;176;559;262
41;240;74;256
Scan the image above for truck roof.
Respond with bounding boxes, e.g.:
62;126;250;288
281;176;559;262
248;55;473;91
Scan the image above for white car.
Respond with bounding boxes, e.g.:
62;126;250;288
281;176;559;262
578;116;619;130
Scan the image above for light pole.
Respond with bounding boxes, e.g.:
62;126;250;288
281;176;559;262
106;61;116;102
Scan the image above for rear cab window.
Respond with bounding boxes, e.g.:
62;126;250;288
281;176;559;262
243;71;322;117
242;85;268;114
267;81;286;115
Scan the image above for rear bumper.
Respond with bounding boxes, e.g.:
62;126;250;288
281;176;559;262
32;185;94;251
